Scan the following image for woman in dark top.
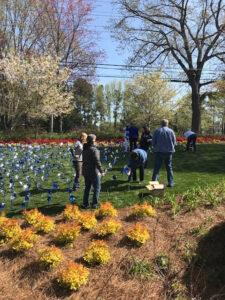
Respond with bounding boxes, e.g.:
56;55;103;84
139;126;152;152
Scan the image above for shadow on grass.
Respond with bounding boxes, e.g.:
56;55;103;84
101;180;144;192
183;222;225;300
43;278;74;299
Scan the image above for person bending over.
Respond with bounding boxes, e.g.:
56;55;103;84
127;148;147;183
184;130;197;152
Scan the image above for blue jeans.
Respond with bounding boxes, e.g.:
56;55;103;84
186;134;197;152
83;175;101;207
152;152;174;186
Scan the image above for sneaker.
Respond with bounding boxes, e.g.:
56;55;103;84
80;204;89;209
167;184;174;188
91;204;98;209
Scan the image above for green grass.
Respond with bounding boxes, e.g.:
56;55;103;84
1;144;225;218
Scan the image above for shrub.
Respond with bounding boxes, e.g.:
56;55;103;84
55;222;81;245
0;219;22;240
83;240;110;265
0;216;7;227
33;216;55;233
131;201;157;218
63;205;81;221
78;211;97;230
95;202;117;218
22;208;43;225
38;245;63;269
96;218;122;236
127;223;150;245
9;228;39;252
57;261;89;291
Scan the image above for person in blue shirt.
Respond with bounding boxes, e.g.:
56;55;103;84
152;119;176;187
128;123;139;152
127;148;147;182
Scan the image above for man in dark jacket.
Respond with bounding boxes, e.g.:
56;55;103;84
82;134;105;209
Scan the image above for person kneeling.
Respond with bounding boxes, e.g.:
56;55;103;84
127;149;147;183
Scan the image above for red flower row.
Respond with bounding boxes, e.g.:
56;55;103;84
0;137;224;145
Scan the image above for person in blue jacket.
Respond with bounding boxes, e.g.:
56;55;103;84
128;123;139;152
127;148;147;182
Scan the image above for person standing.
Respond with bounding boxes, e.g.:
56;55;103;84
139;126;152;152
123;125;130;152
70;132;87;190
128;123;139;152
184;130;197;152
127;148;147;182
82;134;105;209
152;119;176;187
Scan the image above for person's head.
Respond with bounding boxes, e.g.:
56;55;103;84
80;132;87;143
161;119;169;127
87;134;96;145
142;126;150;134
130;151;139;161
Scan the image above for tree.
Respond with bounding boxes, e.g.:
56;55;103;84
92;85;105;126
0;52;73;138
113;0;225;133
123;71;175;128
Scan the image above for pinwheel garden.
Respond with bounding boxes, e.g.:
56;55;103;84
0;139;224;299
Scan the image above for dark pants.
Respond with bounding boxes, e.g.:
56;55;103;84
73;161;82;185
129;164;144;181
152;152;174;186
83;175;101;207
129;138;137;152
186;134;197;152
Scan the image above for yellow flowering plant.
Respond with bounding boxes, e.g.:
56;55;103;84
38;245;63;269
131;201;157;218
83;240;110;265
33;215;55;233
127;223;150;245
63;205;81;221
9;228;39;252
22;208;43;225
0;219;22;240
55;222;81;245
57;261;89;291
95;202;117;218
96;218;122;236
78;211;97;230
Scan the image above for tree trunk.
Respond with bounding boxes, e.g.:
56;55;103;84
50;115;54;133
191;81;201;133
34;120;38;139
59;115;63;133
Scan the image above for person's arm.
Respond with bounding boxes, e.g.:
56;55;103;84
93;148;104;174
172;131;176;146
152;131;157;147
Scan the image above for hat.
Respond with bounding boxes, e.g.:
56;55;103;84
87;134;96;144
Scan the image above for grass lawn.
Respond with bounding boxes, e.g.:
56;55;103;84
2;143;225;218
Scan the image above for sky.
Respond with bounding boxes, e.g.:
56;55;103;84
89;0;132;86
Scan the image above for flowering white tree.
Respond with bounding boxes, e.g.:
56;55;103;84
0;52;73;137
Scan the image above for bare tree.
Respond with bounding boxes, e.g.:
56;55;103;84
113;0;225;132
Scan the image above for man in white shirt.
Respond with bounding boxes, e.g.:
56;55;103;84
184;131;197;152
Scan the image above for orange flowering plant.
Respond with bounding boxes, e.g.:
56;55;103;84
22;208;43;225
54;222;81;245
33;215;55;234
127;223;150;245
63;205;81;221
57;261;89;291
96;218;122;236
38;245;63;269
9;228;39;252
131;201;156;218
95;202;117;218
83;240;110;265
0;218;22;240
78;211;97;230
